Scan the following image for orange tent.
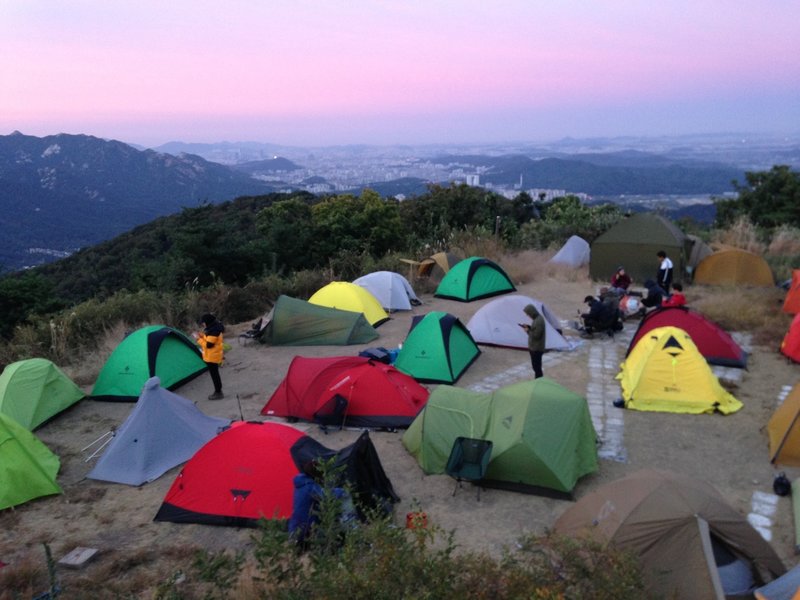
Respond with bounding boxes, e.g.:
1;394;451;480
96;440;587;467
694;248;774;287
783;270;800;314
767;382;800;466
781;314;800;363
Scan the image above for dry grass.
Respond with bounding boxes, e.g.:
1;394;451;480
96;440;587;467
0;552;48;600
503;249;593;286
64;321;130;389
710;217;766;254
768;225;800;256
688;284;790;345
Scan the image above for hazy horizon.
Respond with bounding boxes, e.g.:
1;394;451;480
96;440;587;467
3;1;799;148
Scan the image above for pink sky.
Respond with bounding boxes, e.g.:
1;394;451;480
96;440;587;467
2;1;798;146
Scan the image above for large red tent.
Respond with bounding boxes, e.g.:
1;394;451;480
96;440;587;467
154;422;398;527
262;356;429;429
627;306;747;368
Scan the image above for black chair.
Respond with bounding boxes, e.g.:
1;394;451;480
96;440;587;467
445;437;493;500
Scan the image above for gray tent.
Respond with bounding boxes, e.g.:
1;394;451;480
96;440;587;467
550;235;590;268
87;377;230;486
589;213;690;284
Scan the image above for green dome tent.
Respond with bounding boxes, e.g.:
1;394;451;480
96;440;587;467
434;256;516;302
0;412;62;509
394;311;480;383
0;358;85;430
402;378;598;496
259;295;379;346
91;325;207;401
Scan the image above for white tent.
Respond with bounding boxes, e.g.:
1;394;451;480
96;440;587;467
353;271;421;312
550;235;590;268
467;295;570;351
87;377;230;486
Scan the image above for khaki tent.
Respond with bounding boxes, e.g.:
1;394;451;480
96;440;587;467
417;251;462;283
767;382;800;466
694;248;774;287
554;469;786;599
617;326;742;415
590;212;690;284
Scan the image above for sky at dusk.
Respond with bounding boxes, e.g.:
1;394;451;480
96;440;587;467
2;1;799;147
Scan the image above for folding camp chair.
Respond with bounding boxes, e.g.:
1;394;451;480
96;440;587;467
445;437;493;500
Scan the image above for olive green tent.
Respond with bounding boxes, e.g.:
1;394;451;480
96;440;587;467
402;378;598;495
590;212;690;284
91;325;207;402
0;412;62;510
259;295;379;346
0;358;84;430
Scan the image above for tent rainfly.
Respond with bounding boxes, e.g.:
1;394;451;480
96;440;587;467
549;235;590;268
780;314;800;364
417;252;462;282
434;256;516;302
88;377;231;486
783;269;800;314
308;281;389;327
767;382;800;466
694;248;775;287
353;271;420;312
0;357;85;430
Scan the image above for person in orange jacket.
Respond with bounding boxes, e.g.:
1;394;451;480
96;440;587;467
196;313;225;400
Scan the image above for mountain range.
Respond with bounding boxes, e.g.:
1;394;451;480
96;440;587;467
0;131;777;272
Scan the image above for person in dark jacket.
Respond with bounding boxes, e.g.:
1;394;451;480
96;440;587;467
581;295;611;335
196;313;225;400
521;304;545;378
640;280;667;314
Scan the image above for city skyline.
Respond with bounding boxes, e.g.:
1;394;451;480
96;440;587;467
2;1;799;147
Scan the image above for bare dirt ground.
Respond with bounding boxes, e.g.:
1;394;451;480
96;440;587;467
2;273;798;596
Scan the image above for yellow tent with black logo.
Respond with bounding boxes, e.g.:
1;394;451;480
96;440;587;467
308;281;389;327
616;326;742;414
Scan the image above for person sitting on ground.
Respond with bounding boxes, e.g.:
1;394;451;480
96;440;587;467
640;279;666;314
610;266;632;296
662;282;687;307
581;295;612;335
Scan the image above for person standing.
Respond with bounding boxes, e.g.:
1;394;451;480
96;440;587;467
196;313;225;400
656;250;674;293
521;304;545;378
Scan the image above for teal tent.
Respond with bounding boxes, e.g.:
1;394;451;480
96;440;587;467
403;378;598;495
0;358;84;429
259;295;379;346
394;311;480;383
0;412;62;509
434;257;516;302
91;325;207;401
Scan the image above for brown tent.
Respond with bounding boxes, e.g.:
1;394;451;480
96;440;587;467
767;383;800;466
694;248;774;287
417;251;462;283
554;469;785;599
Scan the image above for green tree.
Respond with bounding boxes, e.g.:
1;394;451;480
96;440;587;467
0;273;63;339
715;165;800;228
256;197;316;272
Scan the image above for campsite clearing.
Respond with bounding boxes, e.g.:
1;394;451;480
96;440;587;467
2;275;799;595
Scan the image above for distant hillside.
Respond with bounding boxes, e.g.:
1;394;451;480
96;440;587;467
231;156;302;174
0;132;274;271
431;152;744;195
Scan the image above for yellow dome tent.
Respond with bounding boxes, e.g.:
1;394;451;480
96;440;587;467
616;326;742;415
694;248;774;287
767;382;800;466
308;281;389;327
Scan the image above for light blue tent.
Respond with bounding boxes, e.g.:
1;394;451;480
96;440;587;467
87;377;230;486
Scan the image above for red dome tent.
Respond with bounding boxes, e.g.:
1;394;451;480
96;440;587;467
626;306;747;368
154;422;397;527
262;356;429;429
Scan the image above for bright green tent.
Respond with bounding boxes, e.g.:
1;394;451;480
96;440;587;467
434;256;516;302
259;295;379;346
589;212;690;284
0;412;62;509
403;378;598;495
0;358;85;430
394;311;480;383
91;325;207;401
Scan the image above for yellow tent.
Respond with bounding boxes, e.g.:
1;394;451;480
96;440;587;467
308;281;389;327
694;248;774;287
767;382;800;466
616;326;742;415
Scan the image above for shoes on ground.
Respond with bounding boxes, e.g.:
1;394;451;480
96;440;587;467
613;398;625;408
208;391;225;400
